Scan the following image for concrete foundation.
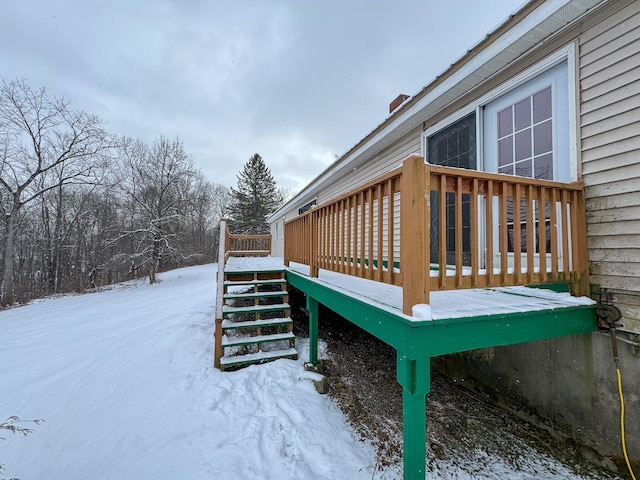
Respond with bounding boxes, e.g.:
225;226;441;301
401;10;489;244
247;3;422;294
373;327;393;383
434;330;640;476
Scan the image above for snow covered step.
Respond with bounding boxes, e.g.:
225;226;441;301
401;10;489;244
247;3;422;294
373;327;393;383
222;317;293;331
223;290;288;301
225;267;284;275
223;278;286;287
220;348;298;369
223;303;290;315
221;332;295;348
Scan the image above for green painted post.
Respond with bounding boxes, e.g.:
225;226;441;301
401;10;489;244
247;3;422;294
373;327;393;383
307;295;319;365
397;355;430;480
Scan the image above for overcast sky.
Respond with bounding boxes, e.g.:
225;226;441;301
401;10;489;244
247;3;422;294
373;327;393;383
0;0;522;193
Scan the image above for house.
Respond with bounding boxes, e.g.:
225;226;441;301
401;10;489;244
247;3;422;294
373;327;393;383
266;0;640;477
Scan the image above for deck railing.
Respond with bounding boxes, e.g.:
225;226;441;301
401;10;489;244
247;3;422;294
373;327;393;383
226;234;271;257
284;154;589;315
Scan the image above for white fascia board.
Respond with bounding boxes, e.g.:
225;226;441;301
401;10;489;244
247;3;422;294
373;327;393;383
269;0;576;222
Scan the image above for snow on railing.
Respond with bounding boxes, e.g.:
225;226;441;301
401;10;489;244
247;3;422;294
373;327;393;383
284;154;589;315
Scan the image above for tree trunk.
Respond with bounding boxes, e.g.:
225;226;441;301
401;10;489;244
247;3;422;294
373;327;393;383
149;236;161;284
1;210;18;306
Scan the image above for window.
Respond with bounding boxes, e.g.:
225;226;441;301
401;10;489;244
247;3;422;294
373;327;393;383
426;113;476;266
484;62;569;254
483;61;569;182
496;86;553;180
494;87;554;253
298;199;316;215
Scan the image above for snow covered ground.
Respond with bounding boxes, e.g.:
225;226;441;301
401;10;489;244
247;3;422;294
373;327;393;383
0;263;608;479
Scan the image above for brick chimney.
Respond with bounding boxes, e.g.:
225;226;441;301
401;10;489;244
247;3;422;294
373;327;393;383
389;94;410;114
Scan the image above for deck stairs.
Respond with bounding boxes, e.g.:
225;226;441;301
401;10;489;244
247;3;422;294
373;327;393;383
219;266;297;370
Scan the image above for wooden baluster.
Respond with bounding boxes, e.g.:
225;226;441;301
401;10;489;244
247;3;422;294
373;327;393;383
471;178;479;288
513;183;522;285
526;184;535;284
549;188;559;282
538;187;547;283
486;180;494;287
359;191;365;278
377;184;384;282
561;189;570;279
367;188;374;280
499;182;508;285
439;174;447;289
455;176;463;288
387;178;395;285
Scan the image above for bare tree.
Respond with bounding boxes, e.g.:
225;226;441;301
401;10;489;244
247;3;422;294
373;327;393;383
115;136;196;284
211;182;232;221
0;79;112;305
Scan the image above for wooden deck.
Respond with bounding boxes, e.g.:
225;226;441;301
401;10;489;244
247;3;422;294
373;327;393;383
216;150;596;479
219;254;596;480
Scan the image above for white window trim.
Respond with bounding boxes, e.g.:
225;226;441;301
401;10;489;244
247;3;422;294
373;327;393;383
421;43;577;180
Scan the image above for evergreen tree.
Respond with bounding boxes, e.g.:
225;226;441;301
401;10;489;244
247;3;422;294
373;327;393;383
229;154;282;234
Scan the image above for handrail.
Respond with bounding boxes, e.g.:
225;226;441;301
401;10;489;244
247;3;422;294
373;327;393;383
284;154;589;315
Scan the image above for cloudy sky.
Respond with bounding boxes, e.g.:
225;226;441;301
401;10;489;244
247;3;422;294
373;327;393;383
0;0;522;193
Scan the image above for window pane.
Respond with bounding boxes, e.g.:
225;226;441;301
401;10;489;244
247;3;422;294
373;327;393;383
499;165;513;175
428;112;476;169
515;160;532;178
534;120;552;155
498;137;513;166
534;153;553;180
533;87;552;123
498;108;512;138
515;130;531;161
515;99;531;130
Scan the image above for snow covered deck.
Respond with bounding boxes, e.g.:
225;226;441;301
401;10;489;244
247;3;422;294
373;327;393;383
225;255;289;274
287;261;594;321
226;255;595;325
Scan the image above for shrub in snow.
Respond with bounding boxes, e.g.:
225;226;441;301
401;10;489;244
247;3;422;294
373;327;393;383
0;416;44;480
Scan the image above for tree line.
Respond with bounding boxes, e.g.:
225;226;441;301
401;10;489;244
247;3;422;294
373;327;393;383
0;78;285;307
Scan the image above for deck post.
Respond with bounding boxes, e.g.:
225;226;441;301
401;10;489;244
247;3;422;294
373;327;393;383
214;219;229;369
397;354;430;480
400;155;430;315
307;295;319;365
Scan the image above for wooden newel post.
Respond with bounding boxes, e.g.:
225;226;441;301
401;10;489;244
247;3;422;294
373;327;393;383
214;218;228;369
284;220;290;267
400;155;430;316
572;186;590;297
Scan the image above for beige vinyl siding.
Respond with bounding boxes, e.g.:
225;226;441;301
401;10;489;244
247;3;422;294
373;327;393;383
279;127;419;256
315;131;417;267
270;219;284;257
580;0;640;330
317;127;421;205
